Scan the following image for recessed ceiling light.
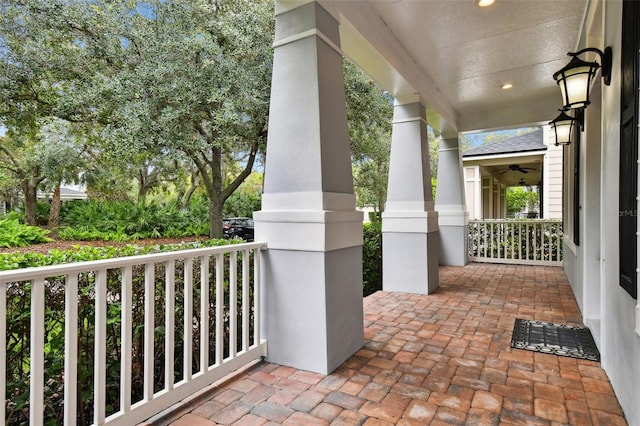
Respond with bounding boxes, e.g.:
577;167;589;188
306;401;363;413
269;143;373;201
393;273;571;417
477;0;495;7
501;83;513;90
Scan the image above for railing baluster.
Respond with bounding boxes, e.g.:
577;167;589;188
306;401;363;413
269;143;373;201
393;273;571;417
518;223;522;259
94;270;107;425
499;222;503;260
165;260;175;390
557;223;561;261
30;278;45;426
215;253;224;365
229;251;238;358
0;282;5;425
526;223;530;260
242;249;250;352
482;222;486;257
532;223;538;260
510;222;515;260
200;256;210;372
121;266;133;411
540;223;551;260
496;222;500;259
466;220;562;265
254;249;261;347
490;222;494;258
184;258;193;381
0;242;267;426
64;275;78;426
144;263;155;401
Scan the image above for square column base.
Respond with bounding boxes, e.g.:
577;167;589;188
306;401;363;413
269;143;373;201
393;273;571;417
439;225;469;266
260;246;364;375
382;232;440;294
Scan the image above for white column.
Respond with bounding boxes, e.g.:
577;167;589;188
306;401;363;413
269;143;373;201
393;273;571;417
435;136;469;266
382;96;440;294
253;1;363;375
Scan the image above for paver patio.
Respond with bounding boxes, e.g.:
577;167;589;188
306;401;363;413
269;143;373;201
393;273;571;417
142;263;627;425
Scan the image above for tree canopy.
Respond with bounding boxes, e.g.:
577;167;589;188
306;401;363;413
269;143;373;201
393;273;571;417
344;60;393;215
1;0;273;235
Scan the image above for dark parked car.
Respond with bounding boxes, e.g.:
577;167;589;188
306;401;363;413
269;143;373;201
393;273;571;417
223;217;254;241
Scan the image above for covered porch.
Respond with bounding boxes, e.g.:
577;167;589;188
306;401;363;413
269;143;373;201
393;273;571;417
155;263;626;426
4;0;639;423
250;1;640;423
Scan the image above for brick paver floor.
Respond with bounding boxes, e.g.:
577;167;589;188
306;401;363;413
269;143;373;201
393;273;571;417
147;263;627;425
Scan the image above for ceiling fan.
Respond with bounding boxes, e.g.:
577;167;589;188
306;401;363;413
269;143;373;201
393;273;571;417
500;164;537;174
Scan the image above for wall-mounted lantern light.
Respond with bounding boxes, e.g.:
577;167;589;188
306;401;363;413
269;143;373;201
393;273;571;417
549;110;578;146
553;47;612;110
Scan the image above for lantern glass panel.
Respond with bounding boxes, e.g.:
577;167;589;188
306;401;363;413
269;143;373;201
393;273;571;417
554;120;573;145
562;68;593;109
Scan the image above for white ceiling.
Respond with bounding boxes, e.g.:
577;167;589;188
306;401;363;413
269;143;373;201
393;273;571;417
317;0;590;134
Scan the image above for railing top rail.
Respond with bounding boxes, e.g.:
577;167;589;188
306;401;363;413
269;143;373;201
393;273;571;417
469;219;562;223
0;241;267;282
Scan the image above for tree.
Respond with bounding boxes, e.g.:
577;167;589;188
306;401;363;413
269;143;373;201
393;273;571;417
506;186;540;216
1;0;274;238
0;132;45;225
223;172;262;218
344;60;393;215
0;120;84;226
37;119;85;227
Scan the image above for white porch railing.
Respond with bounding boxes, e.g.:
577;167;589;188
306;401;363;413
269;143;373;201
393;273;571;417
468;220;563;266
1;242;267;426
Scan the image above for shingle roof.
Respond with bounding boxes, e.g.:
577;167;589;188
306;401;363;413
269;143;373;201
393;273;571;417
462;129;545;157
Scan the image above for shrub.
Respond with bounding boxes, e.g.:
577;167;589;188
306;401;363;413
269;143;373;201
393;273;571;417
363;220;382;296
1;238;246;425
58;200;209;240
0;215;52;247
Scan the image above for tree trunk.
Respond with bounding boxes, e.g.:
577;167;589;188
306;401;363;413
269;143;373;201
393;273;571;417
209;195;223;239
21;179;39;225
49;185;61;227
137;169;148;204
181;170;199;209
208;148;224;238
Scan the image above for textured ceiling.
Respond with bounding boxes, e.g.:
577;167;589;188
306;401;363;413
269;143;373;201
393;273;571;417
322;0;590;133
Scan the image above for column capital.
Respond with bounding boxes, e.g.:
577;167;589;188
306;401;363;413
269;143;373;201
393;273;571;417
436;202;470;225
262;192;355;211
386;200;434;212
394;94;421;106
254;210;363;251
382;211;439;233
273;1;340;53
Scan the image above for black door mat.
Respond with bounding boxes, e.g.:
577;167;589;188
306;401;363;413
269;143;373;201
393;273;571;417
510;318;600;362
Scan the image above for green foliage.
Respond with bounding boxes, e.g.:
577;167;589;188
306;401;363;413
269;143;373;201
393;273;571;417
0;0;274;237
506;187;540;216
57;199;209;241
362;221;383;296
223;191;261;218
0;239;235;271
0;215;52;248
344;60;393;213
223;173;262;218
